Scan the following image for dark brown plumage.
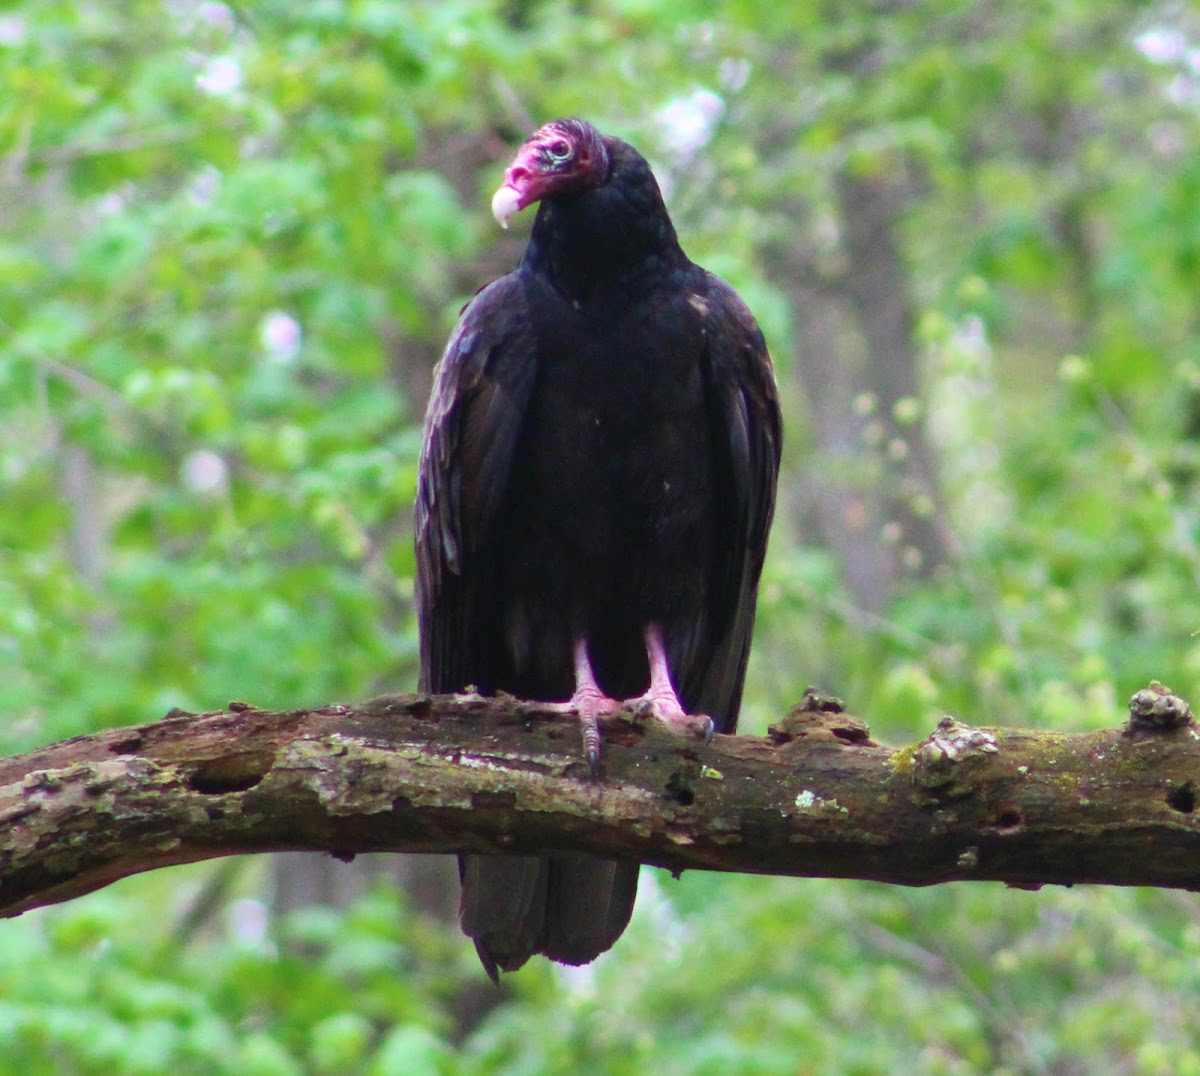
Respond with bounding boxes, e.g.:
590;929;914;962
415;118;781;979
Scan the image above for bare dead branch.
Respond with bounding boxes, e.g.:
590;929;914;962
2;684;1199;917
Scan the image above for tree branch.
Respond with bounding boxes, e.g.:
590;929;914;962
2;684;1199;917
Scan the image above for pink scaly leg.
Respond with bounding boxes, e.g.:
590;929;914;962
545;637;622;771
550;628;714;771
629;624;715;743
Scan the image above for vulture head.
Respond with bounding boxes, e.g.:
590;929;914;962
491;118;611;228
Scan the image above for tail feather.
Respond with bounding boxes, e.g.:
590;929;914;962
459;853;548;981
459;853;639;980
543;855;639;965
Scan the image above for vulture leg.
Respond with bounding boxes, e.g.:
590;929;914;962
552;627;715;770
631;624;715;742
545;637;623;771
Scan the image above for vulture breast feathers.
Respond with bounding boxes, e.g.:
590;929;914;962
414;118;781;979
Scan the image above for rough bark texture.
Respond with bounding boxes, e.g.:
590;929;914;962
2;684;1199;918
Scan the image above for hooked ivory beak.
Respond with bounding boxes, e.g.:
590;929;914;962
491;185;523;229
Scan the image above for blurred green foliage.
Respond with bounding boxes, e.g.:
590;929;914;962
3;0;1200;1071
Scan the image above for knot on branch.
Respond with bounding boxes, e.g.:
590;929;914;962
896;717;999;791
768;688;873;746
1127;682;1194;733
920;717;998;765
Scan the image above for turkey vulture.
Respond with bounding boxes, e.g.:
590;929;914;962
415;118;781;980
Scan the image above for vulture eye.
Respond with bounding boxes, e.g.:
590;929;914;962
547;139;573;162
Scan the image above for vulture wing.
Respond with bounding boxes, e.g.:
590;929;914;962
415;274;538;698
676;274;782;730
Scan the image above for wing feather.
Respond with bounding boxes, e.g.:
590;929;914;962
678;274;782;731
415;274;539;694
